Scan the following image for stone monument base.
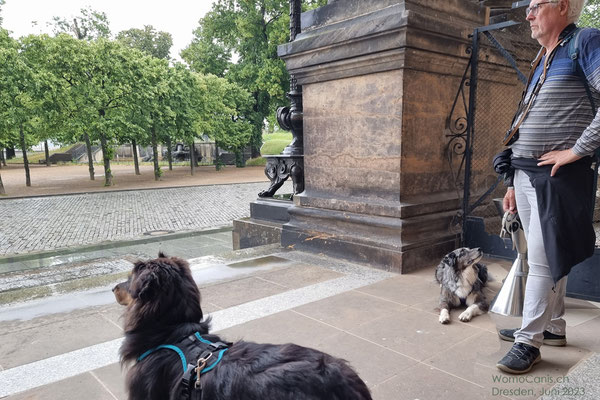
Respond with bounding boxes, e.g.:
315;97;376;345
232;198;292;250
280;191;461;273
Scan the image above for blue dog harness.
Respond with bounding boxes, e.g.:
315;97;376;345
138;332;230;400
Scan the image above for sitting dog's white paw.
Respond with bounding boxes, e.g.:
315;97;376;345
458;310;472;322
439;309;450;324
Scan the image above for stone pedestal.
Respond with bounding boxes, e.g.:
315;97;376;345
277;0;488;272
232;198;292;250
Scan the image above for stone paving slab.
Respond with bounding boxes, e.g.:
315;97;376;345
0;250;599;400
0;182;291;256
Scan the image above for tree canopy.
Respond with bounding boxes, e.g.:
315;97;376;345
182;0;327;157
51;6;111;40
580;0;600;28
117;25;173;60
0;21;254;189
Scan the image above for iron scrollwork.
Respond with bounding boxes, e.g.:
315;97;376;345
444;49;472;188
258;156;304;198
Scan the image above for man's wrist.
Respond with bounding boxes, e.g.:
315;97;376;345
507;186;514;190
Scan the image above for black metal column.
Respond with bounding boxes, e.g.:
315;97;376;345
259;0;305;198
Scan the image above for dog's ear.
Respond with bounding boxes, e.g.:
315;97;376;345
158;251;168;259
131;265;161;302
443;251;458;267
169;256;190;270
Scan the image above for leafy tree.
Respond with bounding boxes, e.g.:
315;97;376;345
180;1;236;77
20;34;67;167
580;0;600;28
52;6;111;40
51;7;112;179
169;64;203;174
0;32;53;187
199;74;253;169
88;40;144;186
183;0;326;159
129;55;175;180
117;25;173;60
45;35;142;186
40;34;95;178
0;27;11;193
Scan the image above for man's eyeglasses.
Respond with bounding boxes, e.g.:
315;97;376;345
526;1;559;17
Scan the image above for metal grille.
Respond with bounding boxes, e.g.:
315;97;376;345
469;14;535;236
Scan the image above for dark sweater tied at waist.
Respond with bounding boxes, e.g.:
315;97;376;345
512;157;596;282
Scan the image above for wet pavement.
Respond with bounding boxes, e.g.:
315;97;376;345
0;228;234;309
1;244;600;400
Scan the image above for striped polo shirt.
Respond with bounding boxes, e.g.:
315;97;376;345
511;25;600;159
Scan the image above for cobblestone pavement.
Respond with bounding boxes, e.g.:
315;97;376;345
0;182;290;256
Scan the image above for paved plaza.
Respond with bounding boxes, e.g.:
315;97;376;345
1;248;600;400
0;180;599;400
0;182;289;256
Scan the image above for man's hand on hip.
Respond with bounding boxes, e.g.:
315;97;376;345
537;149;582;177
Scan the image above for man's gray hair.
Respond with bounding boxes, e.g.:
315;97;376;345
565;0;587;23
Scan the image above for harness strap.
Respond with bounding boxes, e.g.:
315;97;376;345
137;332;231;400
138;344;188;372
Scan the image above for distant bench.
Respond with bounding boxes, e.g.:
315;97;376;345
39;153;72;164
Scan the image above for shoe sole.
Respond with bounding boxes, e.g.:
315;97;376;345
496;354;542;374
498;333;567;347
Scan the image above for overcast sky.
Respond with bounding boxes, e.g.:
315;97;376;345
2;0;216;60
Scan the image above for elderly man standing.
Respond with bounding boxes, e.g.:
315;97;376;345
496;0;600;374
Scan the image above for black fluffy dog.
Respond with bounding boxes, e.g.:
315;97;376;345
113;253;372;400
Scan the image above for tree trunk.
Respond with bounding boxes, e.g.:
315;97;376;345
190;140;195;176
235;149;245;168
215;142;222;171
251;96;262;159
84;132;95;180
0;172;5;195
44;140;51;167
20;124;31;187
166;137;173;171
99;133;112;186
0;148;5;168
132;140;140;175
151;125;160;181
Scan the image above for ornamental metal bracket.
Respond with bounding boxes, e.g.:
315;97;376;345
259;0;304;199
258;155;304;198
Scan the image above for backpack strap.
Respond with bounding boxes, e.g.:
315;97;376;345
566;27;597;114
565;27;600;162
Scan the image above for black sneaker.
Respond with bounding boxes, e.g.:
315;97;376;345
496;342;541;374
498;328;567;346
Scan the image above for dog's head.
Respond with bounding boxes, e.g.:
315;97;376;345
113;252;203;332
443;247;483;271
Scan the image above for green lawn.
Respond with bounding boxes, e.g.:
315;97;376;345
260;131;292;155
245;131;293;166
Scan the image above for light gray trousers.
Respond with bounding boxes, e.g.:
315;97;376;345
513;169;567;348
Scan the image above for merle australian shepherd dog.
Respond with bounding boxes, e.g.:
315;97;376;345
435;247;489;324
113;253;372;400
